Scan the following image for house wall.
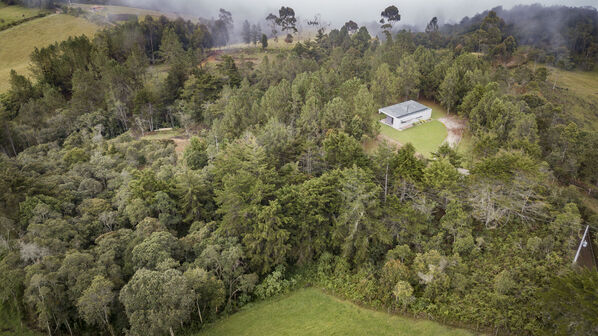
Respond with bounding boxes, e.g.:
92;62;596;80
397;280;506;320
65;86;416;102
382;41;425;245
392;108;432;129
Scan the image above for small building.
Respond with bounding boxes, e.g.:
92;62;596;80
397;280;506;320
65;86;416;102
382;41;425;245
379;100;432;130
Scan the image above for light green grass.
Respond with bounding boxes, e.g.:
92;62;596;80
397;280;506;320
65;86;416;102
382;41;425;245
140;128;184;140
380;121;447;157
546;65;598;101
371;99;449;156
0;4;46;29
0;14;99;92
532;63;598;130
196;288;472;336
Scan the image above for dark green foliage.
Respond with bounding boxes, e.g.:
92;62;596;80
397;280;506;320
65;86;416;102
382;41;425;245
542;269;598;335
1;11;597;336
184;137;208;170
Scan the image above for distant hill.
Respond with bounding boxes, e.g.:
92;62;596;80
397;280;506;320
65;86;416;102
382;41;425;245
443;4;598;69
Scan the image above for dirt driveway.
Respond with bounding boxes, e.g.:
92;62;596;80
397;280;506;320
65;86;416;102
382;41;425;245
438;116;466;147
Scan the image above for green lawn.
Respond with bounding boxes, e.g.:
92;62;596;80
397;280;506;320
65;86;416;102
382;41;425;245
370;100;451;157
196;288;472;336
379;121;448;157
0;14;99;92
0;4;46;29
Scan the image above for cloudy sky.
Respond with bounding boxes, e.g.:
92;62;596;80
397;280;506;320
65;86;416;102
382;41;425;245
122;0;597;28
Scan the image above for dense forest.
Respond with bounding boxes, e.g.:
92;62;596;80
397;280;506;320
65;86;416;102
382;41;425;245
443;4;598;70
1;2;597;336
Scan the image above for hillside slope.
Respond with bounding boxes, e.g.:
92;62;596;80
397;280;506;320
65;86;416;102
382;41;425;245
0;14;99;92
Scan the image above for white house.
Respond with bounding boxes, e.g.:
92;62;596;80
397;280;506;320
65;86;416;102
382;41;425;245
379;100;432;130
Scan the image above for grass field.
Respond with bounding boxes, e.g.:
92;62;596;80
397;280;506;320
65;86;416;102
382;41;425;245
0;4;46;29
547;65;598;101
140;128;190;158
538;64;598;130
72;3;194;22
196;288;472;336
0;14;99;92
379;121;448;156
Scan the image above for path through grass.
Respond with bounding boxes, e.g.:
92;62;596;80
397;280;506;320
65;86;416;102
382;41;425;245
0;14;99;92
196;288;472;336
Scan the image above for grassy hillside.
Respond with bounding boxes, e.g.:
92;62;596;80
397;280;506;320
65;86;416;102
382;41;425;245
548;66;598;101
72;3;193;22
0;4;46;29
0;14;99;92
531;64;598;130
196;288;472;336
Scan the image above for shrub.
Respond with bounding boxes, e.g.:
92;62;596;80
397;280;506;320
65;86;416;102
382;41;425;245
254;265;296;299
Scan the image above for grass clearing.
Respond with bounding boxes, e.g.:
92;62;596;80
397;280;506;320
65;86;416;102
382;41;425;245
140;128;184;141
140;128;189;158
0;14;100;92
72;3;194;22
546;65;598;101
379;121;447;157
0;4;46;29
196;288;472;336
537;64;598;130
369;99;473;157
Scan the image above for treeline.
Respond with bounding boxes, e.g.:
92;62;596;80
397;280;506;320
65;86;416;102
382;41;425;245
1;9;598;336
0;0;56;9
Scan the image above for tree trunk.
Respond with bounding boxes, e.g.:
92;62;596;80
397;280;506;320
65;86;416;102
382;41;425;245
383;163;388;203
169;326;175;336
196;301;203;323
4;123;17;156
104;308;115;336
65;319;73;336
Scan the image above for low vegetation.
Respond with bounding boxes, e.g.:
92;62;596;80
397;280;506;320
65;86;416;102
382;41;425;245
379;121;447;156
197;288;471;336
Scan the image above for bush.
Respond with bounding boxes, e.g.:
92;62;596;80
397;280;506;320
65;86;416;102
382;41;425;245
254;265;296;299
184;137;208;170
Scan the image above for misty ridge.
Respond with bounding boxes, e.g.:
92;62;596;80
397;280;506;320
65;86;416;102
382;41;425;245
88;0;597;49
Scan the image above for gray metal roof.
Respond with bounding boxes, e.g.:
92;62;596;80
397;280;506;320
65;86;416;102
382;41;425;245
379;100;431;119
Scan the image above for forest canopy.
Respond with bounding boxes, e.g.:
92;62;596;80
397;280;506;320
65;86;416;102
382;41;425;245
0;2;597;336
